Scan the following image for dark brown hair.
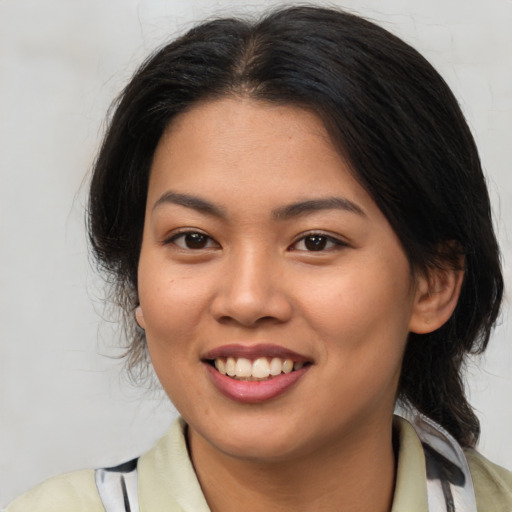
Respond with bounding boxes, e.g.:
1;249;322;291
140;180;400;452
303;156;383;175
88;6;503;447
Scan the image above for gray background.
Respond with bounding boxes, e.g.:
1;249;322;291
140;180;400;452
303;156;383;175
1;0;511;506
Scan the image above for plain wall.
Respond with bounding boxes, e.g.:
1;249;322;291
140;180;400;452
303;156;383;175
1;0;511;505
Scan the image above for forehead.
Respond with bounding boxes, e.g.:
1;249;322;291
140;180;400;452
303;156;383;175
147;97;378;214
161;97;334;167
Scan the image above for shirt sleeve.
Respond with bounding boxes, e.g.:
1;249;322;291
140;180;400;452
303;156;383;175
4;469;104;512
465;448;512;512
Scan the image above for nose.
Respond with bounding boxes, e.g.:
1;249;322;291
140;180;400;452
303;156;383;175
210;247;293;327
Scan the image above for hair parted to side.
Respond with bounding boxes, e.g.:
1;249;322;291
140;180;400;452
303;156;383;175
88;6;503;447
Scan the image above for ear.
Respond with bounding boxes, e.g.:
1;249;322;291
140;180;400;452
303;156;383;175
409;266;464;334
135;305;146;329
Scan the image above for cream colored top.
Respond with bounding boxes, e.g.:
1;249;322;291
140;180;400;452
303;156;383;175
5;417;512;511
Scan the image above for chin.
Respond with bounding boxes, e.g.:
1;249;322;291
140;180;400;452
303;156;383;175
215;434;307;463
188;410;309;462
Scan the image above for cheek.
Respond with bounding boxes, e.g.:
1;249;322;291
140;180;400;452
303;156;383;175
297;255;414;373
137;262;212;353
138;269;210;404
302;263;411;330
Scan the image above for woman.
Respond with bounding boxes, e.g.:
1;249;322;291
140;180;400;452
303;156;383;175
6;5;511;511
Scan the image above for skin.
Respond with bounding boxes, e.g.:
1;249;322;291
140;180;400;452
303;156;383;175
136;97;462;511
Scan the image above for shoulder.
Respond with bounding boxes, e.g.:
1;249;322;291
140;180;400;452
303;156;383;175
3;469;104;512
3;418;202;512
464;448;512;511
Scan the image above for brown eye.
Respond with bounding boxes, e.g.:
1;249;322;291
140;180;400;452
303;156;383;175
304;235;328;251
184;233;208;249
171;232;218;250
292;234;344;252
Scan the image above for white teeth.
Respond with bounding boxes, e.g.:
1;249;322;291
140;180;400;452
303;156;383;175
214;356;306;380
235;357;252;378
252;357;270;379
269;357;283;376
282;359;293;374
215;358;226;375
226;357;236;377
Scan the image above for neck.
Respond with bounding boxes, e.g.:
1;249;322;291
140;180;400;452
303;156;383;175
188;419;397;512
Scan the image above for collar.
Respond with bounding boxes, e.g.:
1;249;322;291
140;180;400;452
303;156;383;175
134;415;474;512
392;416;429;511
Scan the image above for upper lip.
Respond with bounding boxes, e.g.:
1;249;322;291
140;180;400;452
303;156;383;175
202;344;312;363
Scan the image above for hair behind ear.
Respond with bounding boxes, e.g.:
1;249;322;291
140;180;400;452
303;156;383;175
400;248;478;447
399;327;479;447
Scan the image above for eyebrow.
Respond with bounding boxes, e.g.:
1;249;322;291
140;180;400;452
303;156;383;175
272;197;366;220
152;191;225;218
152;191;365;220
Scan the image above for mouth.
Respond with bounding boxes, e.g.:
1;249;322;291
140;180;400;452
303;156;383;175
202;344;313;402
207;356;310;381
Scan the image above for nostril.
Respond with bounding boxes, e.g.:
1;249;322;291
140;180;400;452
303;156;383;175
210;278;293;327
215;314;288;328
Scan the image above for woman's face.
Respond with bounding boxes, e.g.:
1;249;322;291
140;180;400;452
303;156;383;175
137;98;422;462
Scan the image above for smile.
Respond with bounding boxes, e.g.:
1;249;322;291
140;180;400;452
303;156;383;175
213;357;306;381
202;344;312;403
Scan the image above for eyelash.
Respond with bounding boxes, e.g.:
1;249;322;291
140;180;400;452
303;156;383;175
165;231;219;250
165;230;346;252
290;232;347;252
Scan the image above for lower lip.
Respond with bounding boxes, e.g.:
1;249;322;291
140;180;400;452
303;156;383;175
205;364;310;403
